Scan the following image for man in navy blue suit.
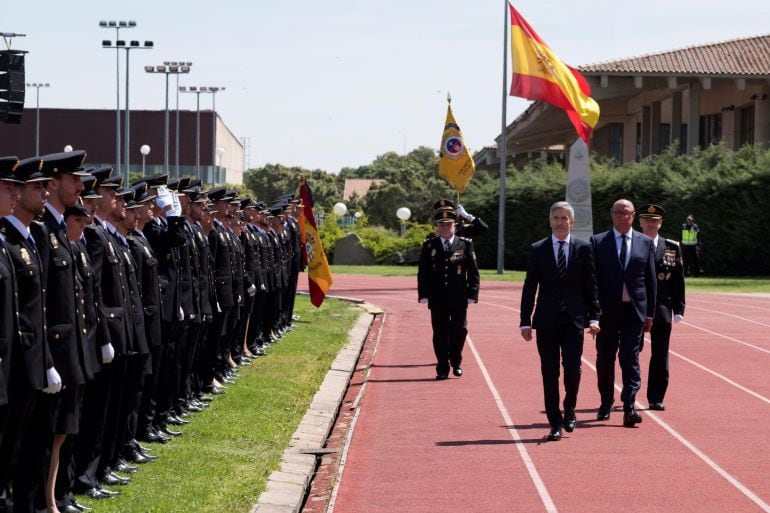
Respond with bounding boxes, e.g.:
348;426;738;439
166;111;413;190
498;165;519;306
520;202;600;441
590;199;656;427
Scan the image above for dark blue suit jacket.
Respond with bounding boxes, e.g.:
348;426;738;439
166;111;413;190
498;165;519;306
590;229;657;323
520;235;599;331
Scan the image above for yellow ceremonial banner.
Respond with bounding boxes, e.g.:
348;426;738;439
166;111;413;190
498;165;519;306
438;104;476;193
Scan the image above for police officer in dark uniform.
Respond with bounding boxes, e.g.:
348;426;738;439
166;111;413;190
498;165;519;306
0;156;21;466
417;204;480;380
638;204;685;411
0;156;60;513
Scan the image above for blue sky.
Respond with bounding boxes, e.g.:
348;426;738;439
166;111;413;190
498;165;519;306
9;0;770;172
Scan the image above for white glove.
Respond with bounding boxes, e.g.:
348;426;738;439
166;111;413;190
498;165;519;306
101;343;115;364
455;204;474;222
155;186;174;210
260;283;267;291
673;314;684;324
247;284;257;297
171;192;183;216
419;298;428;304
44;367;63;394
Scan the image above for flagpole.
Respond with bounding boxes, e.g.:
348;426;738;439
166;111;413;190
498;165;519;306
497;0;509;274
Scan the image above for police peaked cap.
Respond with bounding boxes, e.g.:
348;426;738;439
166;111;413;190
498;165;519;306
637;204;665;219
15;157;50;183
80;175;102;199
91;166;119;188
64;203;90;218
206;186;228;202
0;156;21;183
41;150;91;177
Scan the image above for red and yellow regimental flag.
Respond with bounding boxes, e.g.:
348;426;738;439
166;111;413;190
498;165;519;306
508;3;600;144
438;104;476;193
298;175;333;307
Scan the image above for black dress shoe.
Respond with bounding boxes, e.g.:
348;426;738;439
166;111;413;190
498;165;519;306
435;373;449;381
564;410;577;433
72;500;93;512
96;486;120;497
199;395;214;402
547;427;562;441
61;504;82;513
126;448;156;463
102;471;130;486
160;426;182;437
167;414;189;426
623;410;643;427
145;430;170;444
115;460;138;473
649;402;666;411
452;367;463;377
597;402;614;420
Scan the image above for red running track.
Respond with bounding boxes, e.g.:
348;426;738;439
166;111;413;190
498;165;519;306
301;275;770;513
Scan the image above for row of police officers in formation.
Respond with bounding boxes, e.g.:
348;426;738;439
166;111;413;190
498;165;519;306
0;150;305;513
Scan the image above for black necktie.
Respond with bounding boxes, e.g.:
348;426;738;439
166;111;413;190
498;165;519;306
443;239;451;253
59;220;66;232
619;234;628;269
557;240;567;281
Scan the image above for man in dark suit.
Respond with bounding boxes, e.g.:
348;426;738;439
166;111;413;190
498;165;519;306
417;204;480;380
591;199;656;428
638;204;685;411
520;201;600;441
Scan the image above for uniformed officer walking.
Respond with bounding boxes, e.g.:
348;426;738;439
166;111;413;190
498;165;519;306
417;203;480;380
638;204;685;411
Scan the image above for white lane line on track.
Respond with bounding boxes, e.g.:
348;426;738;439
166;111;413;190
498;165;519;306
466;335;558;513
668;349;770;405
685;304;770;329
681;320;770;355
580;357;770;513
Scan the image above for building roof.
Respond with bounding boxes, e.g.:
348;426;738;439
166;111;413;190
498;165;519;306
578;34;770;77
342;178;385;201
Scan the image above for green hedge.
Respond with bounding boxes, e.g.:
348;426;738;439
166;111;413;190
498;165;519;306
465;144;770;275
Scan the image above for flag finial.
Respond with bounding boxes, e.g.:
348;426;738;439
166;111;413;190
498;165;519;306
447;91;452;104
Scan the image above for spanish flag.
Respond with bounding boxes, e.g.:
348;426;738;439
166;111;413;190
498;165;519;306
508;3;600;144
438;102;476;193
298;175;333;307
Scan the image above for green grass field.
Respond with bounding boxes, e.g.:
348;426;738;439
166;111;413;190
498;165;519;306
330;265;770;293
79;297;360;513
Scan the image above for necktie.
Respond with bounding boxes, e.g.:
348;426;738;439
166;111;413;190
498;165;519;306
557;240;567;281
443;239;451;253
60;220;66;232
27;234;36;249
619;234;628;269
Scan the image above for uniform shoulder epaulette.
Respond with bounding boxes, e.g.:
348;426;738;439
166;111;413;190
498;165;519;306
423;233;437;242
458;236;470;242
665;238;680;246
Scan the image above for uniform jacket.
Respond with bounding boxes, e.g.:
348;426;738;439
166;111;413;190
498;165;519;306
111;231;149;356
653;236;686;320
590;229;657;323
209;219;235;310
128;231;163;347
72;240;103;376
417;235;480;310
40;208;87;387
85;219;129;355
520;235;600;331
0;234;18;404
0;218;52;390
143;216;186;323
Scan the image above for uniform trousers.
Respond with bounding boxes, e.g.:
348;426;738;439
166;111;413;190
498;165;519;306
429;306;468;375
647;304;672;404
73;367;113;491
535;311;584;428
596;303;643;412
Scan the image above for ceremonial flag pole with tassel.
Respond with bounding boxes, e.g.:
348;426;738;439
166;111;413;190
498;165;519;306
297;174;333;307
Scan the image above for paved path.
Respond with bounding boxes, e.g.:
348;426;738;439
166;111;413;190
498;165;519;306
317;275;770;513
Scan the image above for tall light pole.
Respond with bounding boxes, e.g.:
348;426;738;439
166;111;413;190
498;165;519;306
168;61;193;177
99;20;135;175
140;144;150;176
179;86;203;180
103;38;153;182
145;63;190;176
25;82;49;155
203;87;226;174
216;146;225;182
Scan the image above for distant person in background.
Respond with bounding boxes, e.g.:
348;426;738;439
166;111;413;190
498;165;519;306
519;201;600;441
418;204;479;380
680;214;700;276
638;204;685;411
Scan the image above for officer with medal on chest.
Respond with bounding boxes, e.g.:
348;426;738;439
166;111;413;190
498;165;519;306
417;203;480;380
638;204;685;411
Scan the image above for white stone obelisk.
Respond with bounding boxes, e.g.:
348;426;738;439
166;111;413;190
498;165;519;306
565;138;594;240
